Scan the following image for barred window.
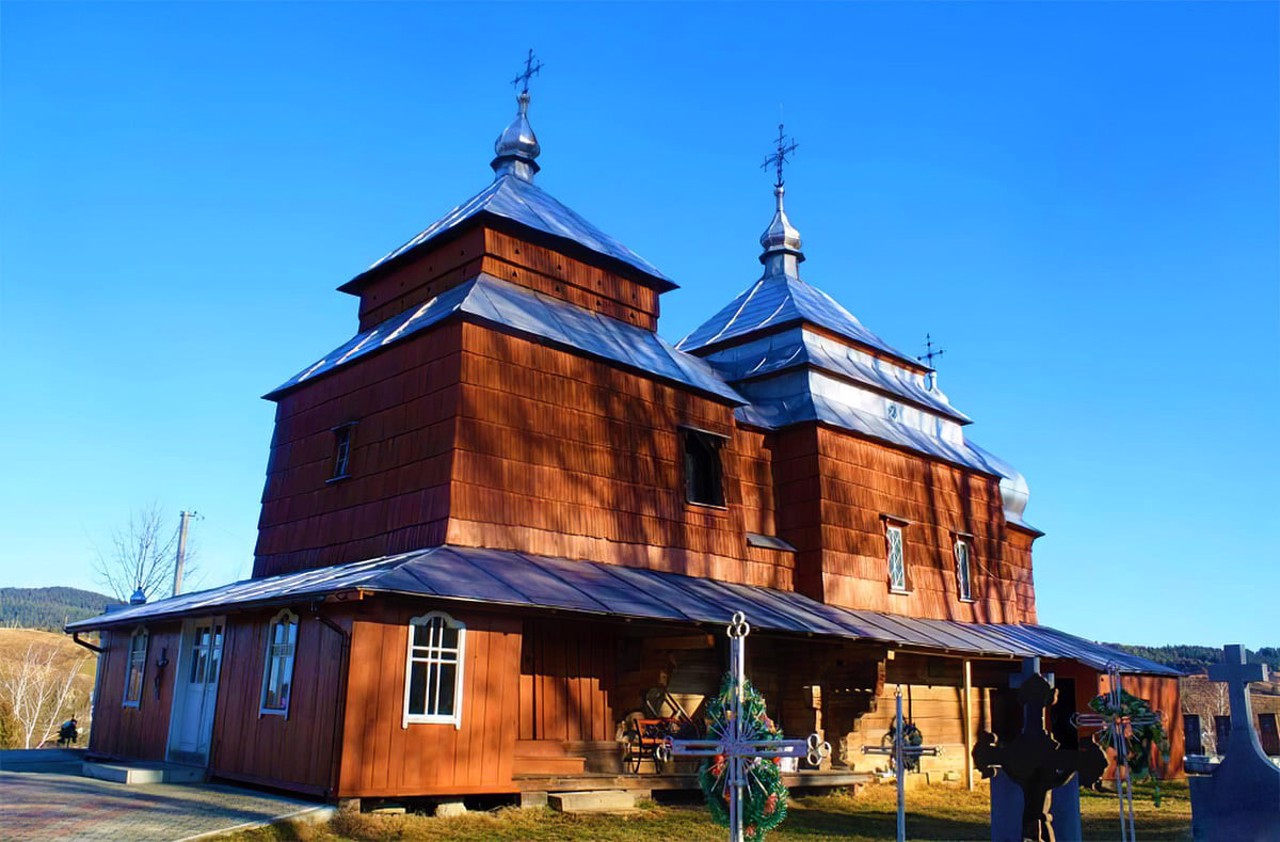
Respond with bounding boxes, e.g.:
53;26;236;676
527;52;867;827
954;538;973;601
402;611;465;729
260;609;298;715
123;627;148;707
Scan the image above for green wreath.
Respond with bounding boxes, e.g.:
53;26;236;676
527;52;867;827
697;674;791;841
1087;688;1171;806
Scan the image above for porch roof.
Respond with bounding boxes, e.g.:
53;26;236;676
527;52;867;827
67;545;1179;677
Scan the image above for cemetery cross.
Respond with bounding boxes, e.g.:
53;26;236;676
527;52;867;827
972;657;1109;842
656;612;831;842
1072;662;1164;842
861;685;941;842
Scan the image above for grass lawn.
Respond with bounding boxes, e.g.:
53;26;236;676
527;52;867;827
226;780;1192;841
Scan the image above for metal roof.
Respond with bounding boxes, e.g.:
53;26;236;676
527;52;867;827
68;545;1177;677
676;274;916;364
700;327;970;424
267;274;744;405
353;173;673;288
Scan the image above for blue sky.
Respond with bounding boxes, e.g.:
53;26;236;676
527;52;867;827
2;2;1276;648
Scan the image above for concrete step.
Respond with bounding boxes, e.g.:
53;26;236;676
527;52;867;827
82;760;206;784
548;789;637;814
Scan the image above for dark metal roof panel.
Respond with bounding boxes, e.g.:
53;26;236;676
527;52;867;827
267;275;744;405
67;545;1178;677
364;175;672;285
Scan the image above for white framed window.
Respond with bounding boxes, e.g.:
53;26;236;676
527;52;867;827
886;523;908;592
403;611;465;729
123;626;148;707
954;537;974;601
260;609;299;716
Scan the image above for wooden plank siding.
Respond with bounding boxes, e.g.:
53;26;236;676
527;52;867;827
350;225;662;333
87;623;181;762
337;601;521;797
446;322;794;589
253;324;463;578
774;425;1036;623
518;620;617;743
208;609;349;795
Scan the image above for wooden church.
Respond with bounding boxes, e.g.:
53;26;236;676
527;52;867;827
69;71;1183;802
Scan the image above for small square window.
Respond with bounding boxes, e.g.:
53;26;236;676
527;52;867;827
330;424;354;480
682;429;725;507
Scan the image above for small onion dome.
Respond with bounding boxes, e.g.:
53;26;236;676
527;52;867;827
759;185;804;275
491;91;541;181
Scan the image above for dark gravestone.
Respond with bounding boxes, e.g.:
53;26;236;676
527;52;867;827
1259;713;1280;757
1184;714;1205;756
1215;715;1232;756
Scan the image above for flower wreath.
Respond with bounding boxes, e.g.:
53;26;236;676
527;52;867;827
1087;688;1171;806
697;674;791;841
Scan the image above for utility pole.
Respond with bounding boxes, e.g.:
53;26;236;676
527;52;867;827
172;510;197;597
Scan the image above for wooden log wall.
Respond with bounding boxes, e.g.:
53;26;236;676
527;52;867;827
208;608;348;796
518;620;617;743
337;601;522;797
779;426;1037;622
88;623;181;762
350;225;663;332
446;323;794;589
253;325;463;578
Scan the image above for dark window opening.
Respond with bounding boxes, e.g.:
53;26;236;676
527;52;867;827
683;429;725;506
331;425;353;480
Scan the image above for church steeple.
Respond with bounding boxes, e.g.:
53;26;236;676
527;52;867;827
759;123;804;277
491;50;543;182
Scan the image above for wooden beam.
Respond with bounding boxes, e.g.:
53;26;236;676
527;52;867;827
963;658;974;791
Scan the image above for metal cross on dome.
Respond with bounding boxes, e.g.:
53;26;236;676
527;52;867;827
511;48;543;94
1072;662;1164;842
919;334;945;368
656;612;830;842
862;686;941;842
761;124;799;188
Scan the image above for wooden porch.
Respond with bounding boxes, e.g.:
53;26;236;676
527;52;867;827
514;769;875;794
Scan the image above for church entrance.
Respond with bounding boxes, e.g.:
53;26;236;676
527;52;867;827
167;617;225;766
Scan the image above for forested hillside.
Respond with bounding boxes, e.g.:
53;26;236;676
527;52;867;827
0;587;116;630
1105;643;1279;675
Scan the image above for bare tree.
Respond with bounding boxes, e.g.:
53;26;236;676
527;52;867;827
0;642;89;749
93;504;196;603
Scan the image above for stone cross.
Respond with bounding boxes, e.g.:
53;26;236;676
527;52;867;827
1072;662;1163;842
973;657;1108;842
1209;643;1269;757
657;612;830;842
862;687;941;842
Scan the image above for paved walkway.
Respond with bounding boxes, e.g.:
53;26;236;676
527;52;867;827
1;750;330;841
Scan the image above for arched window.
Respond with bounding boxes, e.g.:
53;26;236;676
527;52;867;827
123;626;148;708
402;611;465;729
260;609;299;716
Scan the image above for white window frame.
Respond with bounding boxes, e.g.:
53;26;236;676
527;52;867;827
886;523;908;593
123;626;148;708
402;611;466;730
259;609;299;717
954;537;974;602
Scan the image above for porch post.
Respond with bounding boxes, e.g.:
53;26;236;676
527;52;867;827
963;658;974;791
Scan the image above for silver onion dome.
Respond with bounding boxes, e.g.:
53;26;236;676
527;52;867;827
759;185;804;275
491;91;541;181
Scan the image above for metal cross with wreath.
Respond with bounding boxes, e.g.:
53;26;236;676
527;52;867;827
656;612;830;842
862;686;941;842
1072;662;1164;842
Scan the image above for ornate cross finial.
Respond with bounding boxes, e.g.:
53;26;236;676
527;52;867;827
919;333;946;369
761;123;799;188
511;48;543;94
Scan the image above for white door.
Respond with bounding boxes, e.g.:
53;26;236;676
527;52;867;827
168;618;224;764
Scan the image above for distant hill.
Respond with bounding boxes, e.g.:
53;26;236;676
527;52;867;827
1103;643;1280;675
0;587;117;631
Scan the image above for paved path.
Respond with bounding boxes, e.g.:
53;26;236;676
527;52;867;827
1;751;329;841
